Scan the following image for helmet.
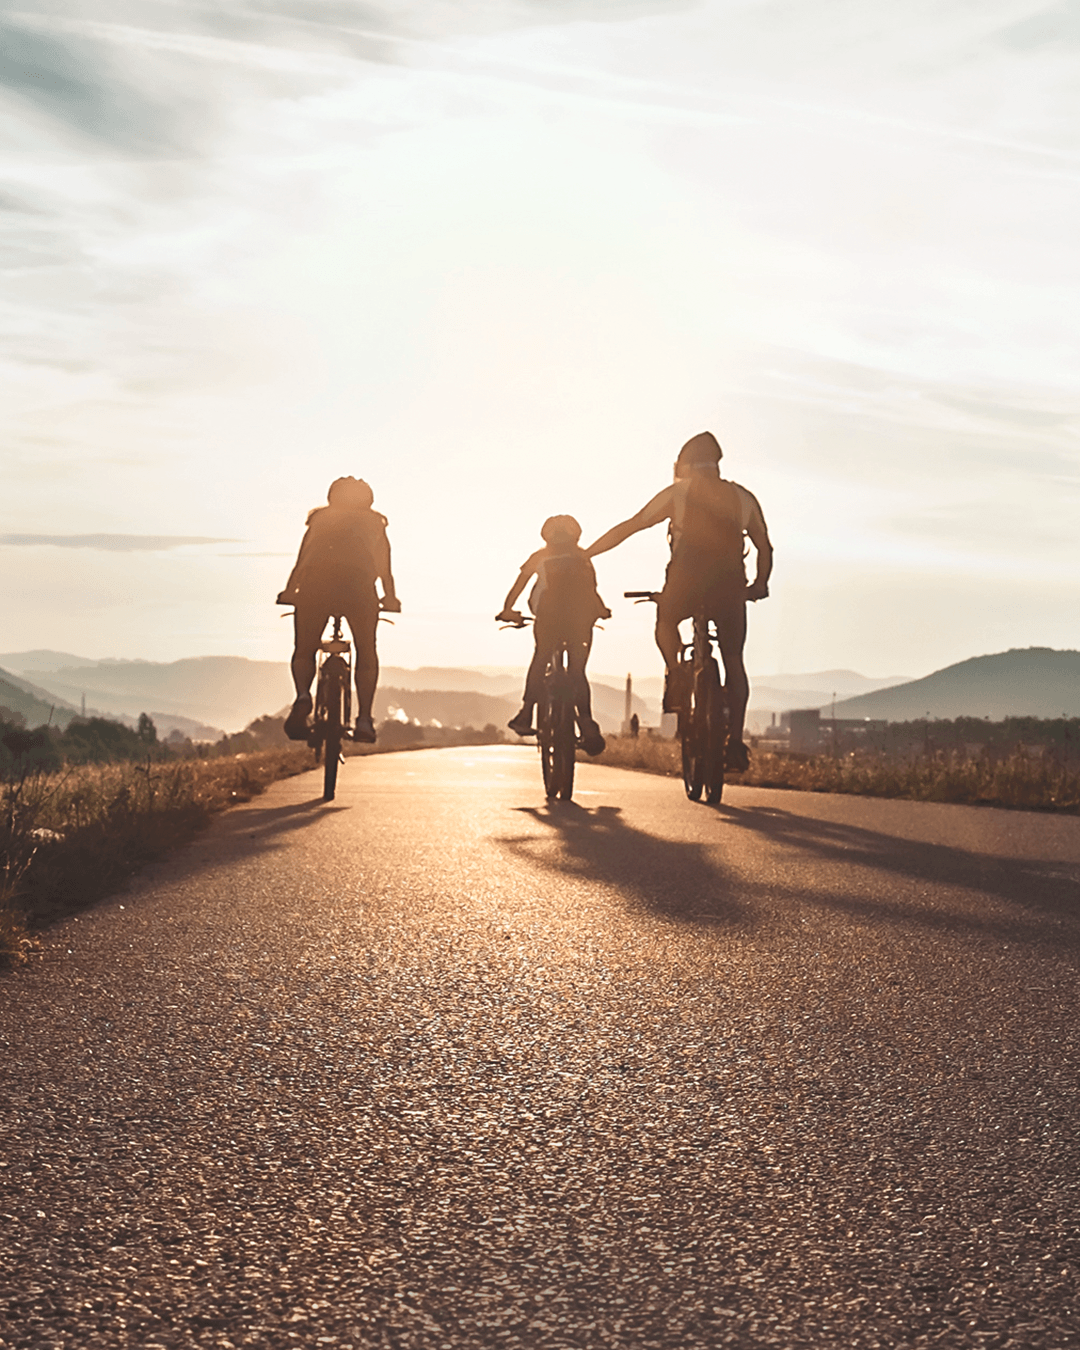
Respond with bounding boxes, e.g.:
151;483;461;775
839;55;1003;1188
677;431;722;466
327;476;374;509
541;514;582;544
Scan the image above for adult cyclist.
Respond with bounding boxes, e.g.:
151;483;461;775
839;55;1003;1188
276;476;400;745
585;431;772;772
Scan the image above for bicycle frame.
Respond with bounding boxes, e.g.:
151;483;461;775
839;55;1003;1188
625;592;729;804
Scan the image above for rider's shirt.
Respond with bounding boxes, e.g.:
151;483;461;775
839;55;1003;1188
285;505;389;603
637;477;765;578
521;544;607;624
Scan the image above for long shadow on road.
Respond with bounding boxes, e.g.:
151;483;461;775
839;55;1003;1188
498;802;754;929
718;802;1080;952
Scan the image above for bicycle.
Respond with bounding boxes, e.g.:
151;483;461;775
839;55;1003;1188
625;591;729;804
311;616;351;802
498;616;579;802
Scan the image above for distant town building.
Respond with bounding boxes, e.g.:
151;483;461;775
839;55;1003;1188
621;673;633;736
784;708;821;754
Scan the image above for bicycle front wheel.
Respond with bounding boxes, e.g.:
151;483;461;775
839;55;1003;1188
552;695;576;800
318;665;347;801
703;674;728;805
680;661;704;802
322;722;341;801
539;680;575;801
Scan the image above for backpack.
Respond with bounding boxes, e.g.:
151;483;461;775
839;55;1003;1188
671;476;745;573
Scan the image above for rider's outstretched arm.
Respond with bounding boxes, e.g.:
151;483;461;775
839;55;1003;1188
585;515;649;558
586;487;670;558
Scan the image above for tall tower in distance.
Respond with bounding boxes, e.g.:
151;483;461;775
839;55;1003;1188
622;673;632;736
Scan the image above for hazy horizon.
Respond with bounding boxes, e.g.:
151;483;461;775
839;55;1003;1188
3;0;1078;679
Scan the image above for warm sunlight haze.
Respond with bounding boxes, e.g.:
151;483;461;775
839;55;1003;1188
3;0;1078;684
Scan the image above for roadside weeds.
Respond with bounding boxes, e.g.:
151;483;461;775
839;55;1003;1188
594;736;1080;814
0;750;312;969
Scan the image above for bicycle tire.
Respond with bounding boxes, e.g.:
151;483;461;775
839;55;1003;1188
703;669;728;805
539;656;575;801
317;660;348;801
680;659;705;802
539;686;558;798
323;726;341;800
554;693;576;800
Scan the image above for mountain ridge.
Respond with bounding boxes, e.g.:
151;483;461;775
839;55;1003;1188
832;648;1080;721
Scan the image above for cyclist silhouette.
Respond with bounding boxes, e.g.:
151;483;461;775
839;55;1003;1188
586;432;772;771
497;513;609;757
277;476;400;744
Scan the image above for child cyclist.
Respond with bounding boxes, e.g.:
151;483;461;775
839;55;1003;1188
496;514;609;757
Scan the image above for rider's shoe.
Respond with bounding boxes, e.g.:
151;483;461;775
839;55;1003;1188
726;740;751;772
353;715;377;744
580;719;606;757
662;666;687;714
283;694;313;741
507;712;536;738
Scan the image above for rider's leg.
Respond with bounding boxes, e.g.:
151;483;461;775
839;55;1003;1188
655;580;692;712
714;599;749;751
654;611;682;675
567;627;594;717
512;624;549;733
285;605;328;738
290;605;327;699
345;600;380;724
568;628;605;755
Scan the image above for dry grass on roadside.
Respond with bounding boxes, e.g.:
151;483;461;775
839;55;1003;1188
595;736;1080;813
0;749;311;967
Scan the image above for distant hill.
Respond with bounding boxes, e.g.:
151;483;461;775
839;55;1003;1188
833;648;1080;720
750;669;912;709
0;667;77;728
0;649;99;673
380;667;521;697
375;688;519;732
3;656;294;733
0;666;223;740
5;653;655;734
373;681;651;735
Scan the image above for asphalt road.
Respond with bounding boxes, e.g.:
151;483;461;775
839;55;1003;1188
2;746;1079;1350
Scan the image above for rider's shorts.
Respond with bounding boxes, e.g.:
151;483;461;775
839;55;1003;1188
658;551;746;627
293;584;379;666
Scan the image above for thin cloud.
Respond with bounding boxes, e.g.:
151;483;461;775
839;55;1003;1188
0;16;192;154
0;533;239;550
1;0;680;152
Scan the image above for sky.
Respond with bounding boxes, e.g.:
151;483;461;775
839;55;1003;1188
2;0;1078;685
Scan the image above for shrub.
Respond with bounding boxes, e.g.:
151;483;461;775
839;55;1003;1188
0;748;311;967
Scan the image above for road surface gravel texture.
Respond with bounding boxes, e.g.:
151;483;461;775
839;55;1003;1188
2;746;1079;1350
